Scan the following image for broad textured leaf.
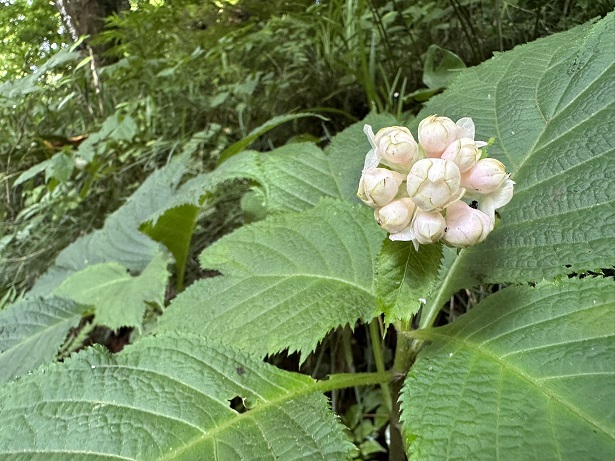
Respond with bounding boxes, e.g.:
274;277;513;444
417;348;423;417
237;143;344;213
30;156;188;296
53;251;170;330
401;277;615;460
157;199;385;357
0;333;354;460
376;241;442;324
416;13;615;293
325;112;398;201
0;297;89;383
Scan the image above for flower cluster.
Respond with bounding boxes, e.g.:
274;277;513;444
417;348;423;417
358;115;514;250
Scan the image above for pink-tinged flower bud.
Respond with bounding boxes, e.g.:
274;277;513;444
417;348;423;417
374;198;416;233
412;209;446;245
441;138;481;173
374;126;419;172
406;158;464;211
358;168;405;208
461;158;508;193
443;201;494;248
418;115;458;157
478;178;515;218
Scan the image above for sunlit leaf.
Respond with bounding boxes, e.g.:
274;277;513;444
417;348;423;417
30;156;188;296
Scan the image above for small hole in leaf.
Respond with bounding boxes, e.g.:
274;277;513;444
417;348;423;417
229;396;248;414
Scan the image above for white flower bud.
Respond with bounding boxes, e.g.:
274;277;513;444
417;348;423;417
363;124;380;172
461;158;508;193
374;126;419;172
441;138;481;173
406;158;464;211
455;117;476;140
374;198;416;233
443;201;494;248
358;168;405;208
412;210;446;245
418;115;458;157
478;178;515;218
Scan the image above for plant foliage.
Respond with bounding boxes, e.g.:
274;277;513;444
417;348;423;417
0;333;355;460
402;278;615;460
0;3;613;460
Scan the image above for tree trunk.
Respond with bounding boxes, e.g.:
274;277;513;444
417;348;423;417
55;0;128;57
55;0;128;117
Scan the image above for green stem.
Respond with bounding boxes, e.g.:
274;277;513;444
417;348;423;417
388;327;415;461
314;371;393;394
392;328;415;374
418;250;464;331
368;319;392;413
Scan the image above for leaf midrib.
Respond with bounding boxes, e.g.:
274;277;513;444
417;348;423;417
157;381;324;461
422;330;615;441
1;312;82;380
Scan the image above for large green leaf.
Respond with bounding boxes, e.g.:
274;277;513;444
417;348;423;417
53;252;170;330
0;333;354;460
157;199;385;358
0;297;89;383
30;156;189;296
401;277;615;460
417;13;615;293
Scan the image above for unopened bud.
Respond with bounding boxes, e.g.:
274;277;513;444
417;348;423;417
418;115;458;157
461;158;508;193
374;198;416;233
406;158;464;211
443;201;494;248
374;126;419;172
441;138;481;173
412;210;446;245
358;168;405;207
